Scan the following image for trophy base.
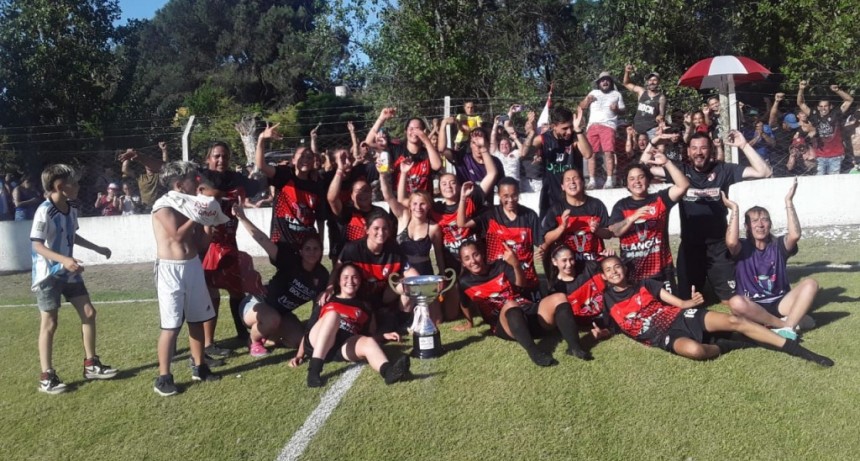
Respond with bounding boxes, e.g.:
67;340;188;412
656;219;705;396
411;331;443;359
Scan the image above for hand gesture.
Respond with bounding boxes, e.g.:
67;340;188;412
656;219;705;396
558;209;571;229
382;332;402;342
380;107;397;121
720;191;738;211
118;148;138;162
775;92;785;102
626;126;636;137
310;123;321;138
99;247;112;259
701;104;710;114
400;158;414;174
785;177;798;203
725;130;748;148
609;102;619;113
573;107;584;131
501;242;518;267
830;84;840;92
713;137;723;147
737;101;745;110
443;115;456;125
655;114;665;124
647;151;668;166
494;115;502;126
684;113;692;126
317;286;334;306
336;150;351;172
259;122;282;141
460;181;475;199
686;285;704;308
472;134;485;150
625;63;635;73
799;80;808;91
431;118;440;131
591;322;611;340
231;202;246;220
346;121;355;133
158;141;168;151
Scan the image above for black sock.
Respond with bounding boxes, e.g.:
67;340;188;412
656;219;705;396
229;297;249;342
553;303;592;361
505;308;556;367
715;338;756;355
307;358;325;387
781;339;834;367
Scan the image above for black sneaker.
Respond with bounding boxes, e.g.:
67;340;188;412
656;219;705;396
153;374;178;396
38;369;67;395
382;356;411;385
191;363;221;382
83;356;118;380
188;353;225;368
204;343;231;358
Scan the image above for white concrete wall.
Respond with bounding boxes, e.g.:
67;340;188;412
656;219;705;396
1;174;857;272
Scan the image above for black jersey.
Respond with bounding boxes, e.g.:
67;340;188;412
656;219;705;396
339;239;406;298
265;250;329;315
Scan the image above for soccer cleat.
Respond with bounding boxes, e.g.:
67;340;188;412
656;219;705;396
382;356;411;385
248;340;270;358
204;343;230;358
771;327;798;341
153;374;178;396
83;356;118;380
39;369;67;395
191;363;221;382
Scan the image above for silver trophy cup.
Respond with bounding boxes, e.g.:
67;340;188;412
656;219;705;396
389;268;457;358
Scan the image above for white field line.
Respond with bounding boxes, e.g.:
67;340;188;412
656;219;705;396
0;295;232;309
276;364;364;461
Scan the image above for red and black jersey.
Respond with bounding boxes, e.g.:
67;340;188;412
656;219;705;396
551;261;606;320
339;239;406;297
609;188;677;282
391;144;433;194
270;166;325;251
459;260;529;333
474;205;542;289
337;204;386;243
603;279;681;346
318;296;371;335
199;169;258;248
540;197;608;263
431;189;484;259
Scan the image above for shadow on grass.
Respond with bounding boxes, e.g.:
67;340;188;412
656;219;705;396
813;286;860;305
807;311;850;329
441;331;488;353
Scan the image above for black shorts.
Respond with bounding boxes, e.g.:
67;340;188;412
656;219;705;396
755;296;785;317
494;303;545;341
303;328;354;363
676;240;736;301
659;308;713;353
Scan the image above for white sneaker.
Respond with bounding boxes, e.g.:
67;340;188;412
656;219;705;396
586;179;597;190
603;177;615;189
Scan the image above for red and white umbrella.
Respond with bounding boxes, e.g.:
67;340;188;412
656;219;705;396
678;55;771;89
678;55;771;163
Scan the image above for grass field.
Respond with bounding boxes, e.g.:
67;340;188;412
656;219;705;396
1;232;859;461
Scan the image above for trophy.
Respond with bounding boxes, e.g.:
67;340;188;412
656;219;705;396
389;268;457;359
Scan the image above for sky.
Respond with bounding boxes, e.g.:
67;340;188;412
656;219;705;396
117;0;169;24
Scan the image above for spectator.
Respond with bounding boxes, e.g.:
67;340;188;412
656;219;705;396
119;181;142;215
119;141;170;211
703;96;723;140
683;111;710;144
94;183;121;216
366;108;442;195
438;120;503;203
797;80;854;175
528;106;593;212
623;65;666;139
580;71;626;189
13;175;42;221
786;136;817;176
743;117;776;166
454;101;484;145
641;131;771;303
490;116;523;182
768;92;800;177
0;173;11;220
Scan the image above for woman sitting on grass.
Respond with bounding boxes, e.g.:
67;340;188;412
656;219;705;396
597;255;833;366
291;263;411;387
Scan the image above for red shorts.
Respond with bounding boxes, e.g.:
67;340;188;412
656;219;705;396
587;124;617;153
202;243;265;296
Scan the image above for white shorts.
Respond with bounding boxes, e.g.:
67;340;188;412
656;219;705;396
155;258;215;329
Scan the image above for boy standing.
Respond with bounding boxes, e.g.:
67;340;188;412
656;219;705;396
151;161;228;396
31;164;117;394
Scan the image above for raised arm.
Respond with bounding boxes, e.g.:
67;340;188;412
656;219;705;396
347;121;359;161
255;123;280;178
365;107;396;150
475;134;499;197
659;285;704;309
573;107;593;160
521;111;538;158
652;151;689;202
722;191;741;257
640;136;669;178
416;129;443;171
121;159;136;179
832;84;854;113
783;178;801;251
503;243;526;288
622;64;643;94
159;141;169;163
768;93;784;128
490;116;500;154
726;130;772;179
118;148;164;173
437;116;456;162
327;151;349;217
456;182;479;229
796;80;811;115
233;203;278;260
309;123;320;155
379;168;406;218
74;234;111;258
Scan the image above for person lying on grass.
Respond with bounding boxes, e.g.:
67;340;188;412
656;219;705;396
595;255;833;366
232;203;329;358
290;263;411;387
457;241;591;367
723;179;816;341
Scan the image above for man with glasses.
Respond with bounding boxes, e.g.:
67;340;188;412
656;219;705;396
797;80;854;175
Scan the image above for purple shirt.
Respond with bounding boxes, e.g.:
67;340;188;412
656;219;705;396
733;235;796;302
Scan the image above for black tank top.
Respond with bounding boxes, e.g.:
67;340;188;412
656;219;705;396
633;91;662;133
396;222;434;275
539;131;582;211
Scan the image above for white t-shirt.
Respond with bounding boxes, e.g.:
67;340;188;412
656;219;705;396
493;149;521;180
587;89;625;129
30;199;81;290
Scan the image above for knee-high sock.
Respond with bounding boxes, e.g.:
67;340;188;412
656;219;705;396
554;303;592;360
781;339;834;367
505;308;556;367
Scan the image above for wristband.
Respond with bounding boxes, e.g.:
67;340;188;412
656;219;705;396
574;130;583;135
